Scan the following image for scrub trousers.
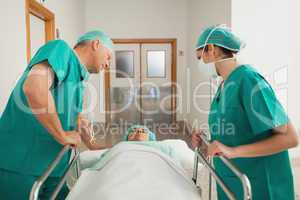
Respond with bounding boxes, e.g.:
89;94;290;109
0;168;69;200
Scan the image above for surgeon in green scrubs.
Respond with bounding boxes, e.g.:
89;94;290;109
0;30;113;199
191;25;299;200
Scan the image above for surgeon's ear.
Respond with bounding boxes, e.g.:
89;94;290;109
91;40;101;51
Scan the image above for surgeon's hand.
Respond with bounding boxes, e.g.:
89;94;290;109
191;130;204;149
207;141;237;159
60;131;82;146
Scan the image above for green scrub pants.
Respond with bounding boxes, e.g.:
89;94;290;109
0;168;69;200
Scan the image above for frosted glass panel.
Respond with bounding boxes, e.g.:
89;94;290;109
116;51;134;78
147;51;166;77
110;87;140;124
141;86;172;124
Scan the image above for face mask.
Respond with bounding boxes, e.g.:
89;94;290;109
197;60;218;79
215;56;236;64
199;50;236;79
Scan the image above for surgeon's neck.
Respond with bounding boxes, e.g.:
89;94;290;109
74;47;90;69
215;59;239;81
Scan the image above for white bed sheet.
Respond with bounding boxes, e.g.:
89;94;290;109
67;143;201;200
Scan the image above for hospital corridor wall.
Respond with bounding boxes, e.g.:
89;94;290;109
83;0;190;122
0;0;299;198
231;0;300;158
0;0;85;115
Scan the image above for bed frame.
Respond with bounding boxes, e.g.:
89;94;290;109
30;139;252;200
29;146;80;200
192;134;252;200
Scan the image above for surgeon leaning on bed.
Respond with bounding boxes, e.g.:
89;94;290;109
191;25;299;200
0;30;113;200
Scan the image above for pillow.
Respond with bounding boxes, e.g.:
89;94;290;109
79;149;108;170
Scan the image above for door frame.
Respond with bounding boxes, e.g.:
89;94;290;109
25;0;55;63
105;38;177;125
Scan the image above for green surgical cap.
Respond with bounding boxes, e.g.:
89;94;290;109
77;30;114;52
123;125;156;141
196;25;245;52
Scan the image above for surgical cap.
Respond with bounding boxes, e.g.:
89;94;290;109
123;125;156;141
77;30;114;52
196;25;245;52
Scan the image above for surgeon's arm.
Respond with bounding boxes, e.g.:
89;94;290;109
23;61;81;146
233;121;299;157
207;121;299;158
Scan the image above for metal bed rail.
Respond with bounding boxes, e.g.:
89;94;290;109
30;136;251;200
192;134;252;200
29;145;81;200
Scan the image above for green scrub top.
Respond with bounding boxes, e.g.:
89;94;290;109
209;65;294;200
0;40;89;177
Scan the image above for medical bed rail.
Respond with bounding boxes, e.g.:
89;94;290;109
29;145;81;200
192;134;252;200
30;139;252;200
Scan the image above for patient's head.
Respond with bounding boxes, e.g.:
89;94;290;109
124;125;156;141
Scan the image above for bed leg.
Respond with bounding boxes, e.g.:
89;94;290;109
192;147;199;184
74;148;81;179
208;157;212;200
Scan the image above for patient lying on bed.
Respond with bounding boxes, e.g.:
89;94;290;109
80;125;194;170
68;125;201;200
80;125;185;168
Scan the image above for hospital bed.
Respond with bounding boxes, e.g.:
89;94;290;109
29;135;252;200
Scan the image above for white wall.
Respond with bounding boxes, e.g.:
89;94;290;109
231;0;300;157
84;0;189;122
42;0;85;45
0;1;27;113
187;0;232;127
287;0;300;157
0;0;85;114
